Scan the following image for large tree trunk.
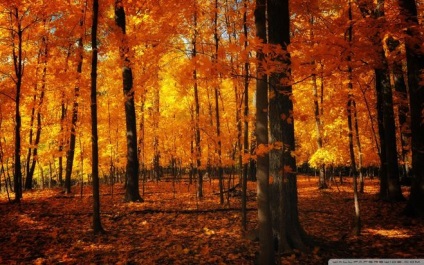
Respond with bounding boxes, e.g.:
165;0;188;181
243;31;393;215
115;0;143;202
386;37;411;181
268;0;309;252
90;0;104;234
255;1;274;264
356;0;404;201
375;66;404;201
398;0;424;217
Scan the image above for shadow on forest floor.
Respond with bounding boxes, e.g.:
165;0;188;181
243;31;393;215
0;176;422;264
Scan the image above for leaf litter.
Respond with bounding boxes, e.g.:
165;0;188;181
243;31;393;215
0;176;422;264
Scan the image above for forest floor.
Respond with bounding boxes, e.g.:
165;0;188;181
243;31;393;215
0;176;423;264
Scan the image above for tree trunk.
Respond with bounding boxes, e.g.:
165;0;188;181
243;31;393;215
255;1;274;264
12;8;23;203
192;0;203;198
213;0;224;205
356;0;404;201
347;0;361;236
241;0;250;232
90;0;104;234
398;0;424;217
115;0;143;202
26;32;47;190
394;65;411;180
65;7;85;193
386;37;411;182
308;13;327;190
267;0;309;253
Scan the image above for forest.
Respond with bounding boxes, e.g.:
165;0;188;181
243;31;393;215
0;0;423;264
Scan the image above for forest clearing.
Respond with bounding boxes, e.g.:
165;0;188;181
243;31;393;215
1;176;422;264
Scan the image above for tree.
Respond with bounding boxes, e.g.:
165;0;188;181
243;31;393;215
241;0;250;231
268;0;309;252
254;0;274;264
346;0;361;236
192;0;203;199
0;3;40;202
90;0;104;234
398;0;424;217
213;0;224;205
115;0;143;202
25;25;48;190
65;3;86;194
363;0;404;202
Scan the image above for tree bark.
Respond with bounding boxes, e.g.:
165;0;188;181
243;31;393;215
398;0;424;217
115;0;143;202
25;31;47;190
90;0;104;234
386;37;411;181
12;8;24;202
192;0;203;198
267;0;309;252
347;0;361;236
241;0;250;232
357;0;404;201
255;0;274;264
65;6;85;193
213;0;224;205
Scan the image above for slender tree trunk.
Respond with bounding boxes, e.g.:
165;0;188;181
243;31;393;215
25;60;39;190
138;82;146;193
26;32;48;190
193;0;203;198
347;0;361;236
213;0;224;205
65;6;85;193
241;0;250;232
90;0;104;234
312;72;326;189
115;0;143;202
12;8;23;202
308;13;326;190
398;0;424;217
352;100;364;193
255;1;274;264
58;91;67;186
153;84;161;181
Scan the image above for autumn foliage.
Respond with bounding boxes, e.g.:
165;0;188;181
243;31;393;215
0;0;424;263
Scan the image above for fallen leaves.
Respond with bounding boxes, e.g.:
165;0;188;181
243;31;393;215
0;177;422;264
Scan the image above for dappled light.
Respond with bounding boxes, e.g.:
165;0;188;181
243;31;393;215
364;228;412;239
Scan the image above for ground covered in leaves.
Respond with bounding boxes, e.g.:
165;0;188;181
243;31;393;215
0;176;423;264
